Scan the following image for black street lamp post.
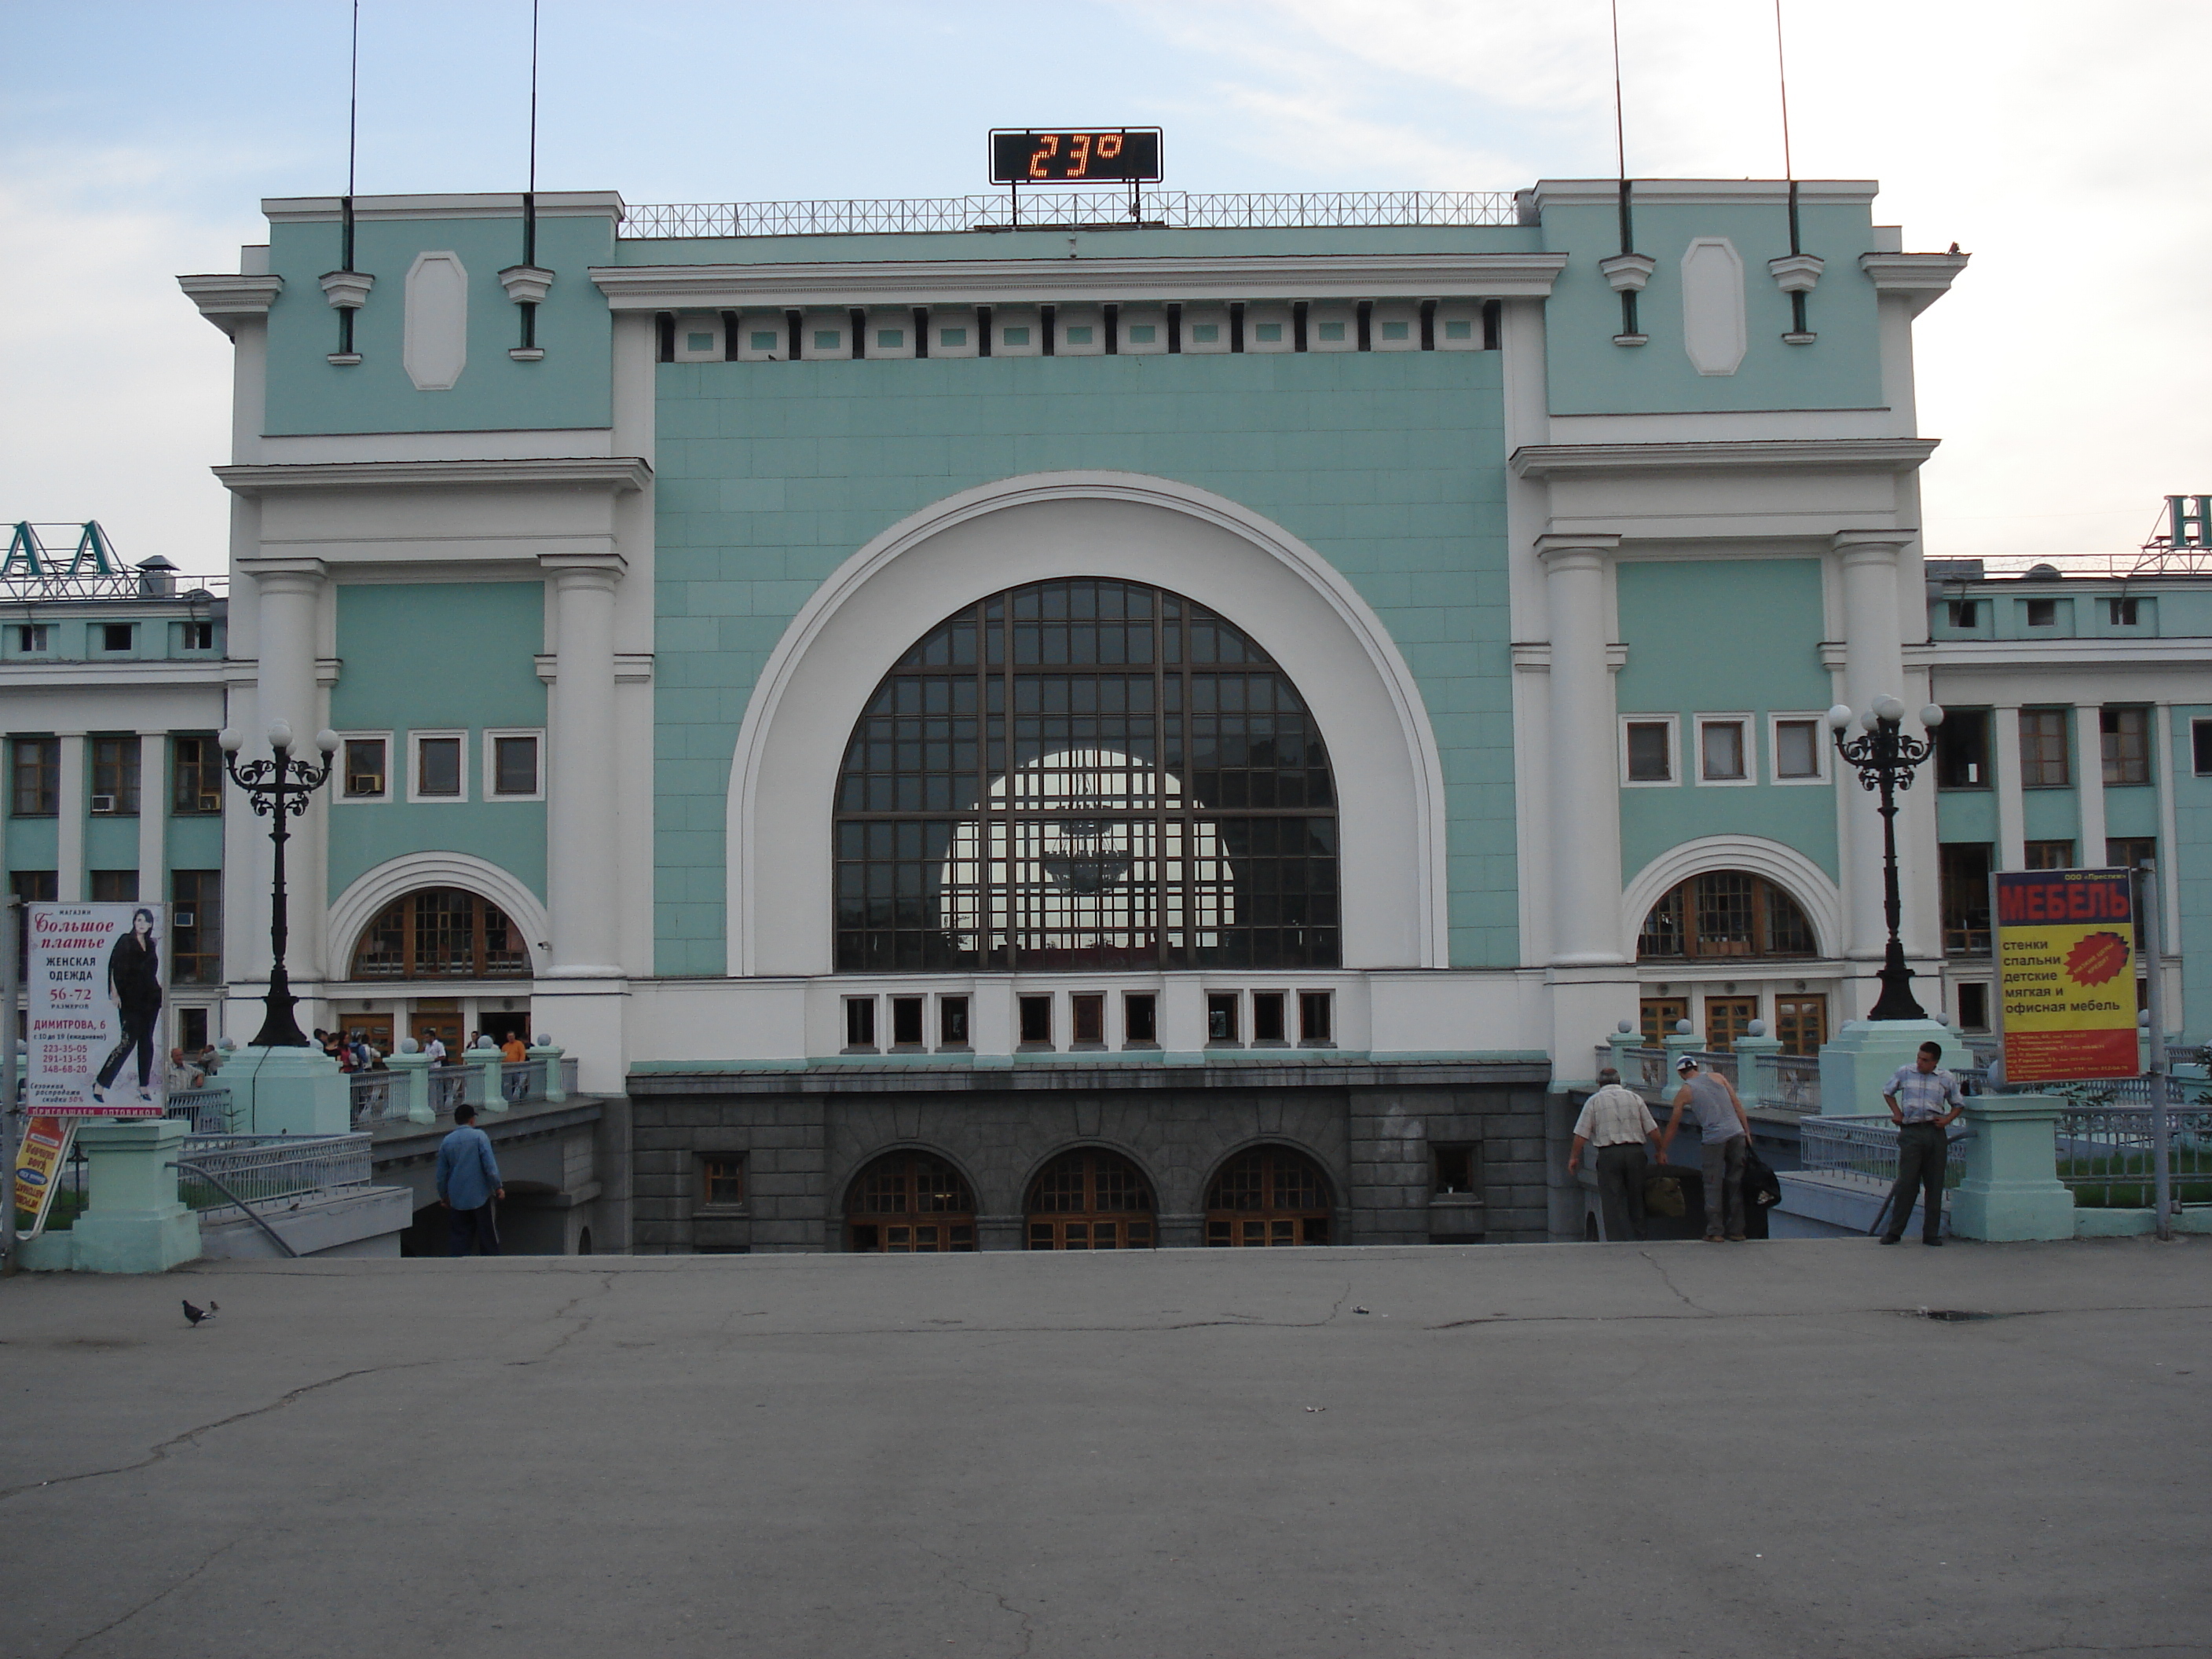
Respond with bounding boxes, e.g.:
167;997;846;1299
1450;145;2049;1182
1828;695;1943;1021
219;721;338;1049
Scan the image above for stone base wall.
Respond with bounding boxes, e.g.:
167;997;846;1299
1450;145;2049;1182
628;1075;1550;1252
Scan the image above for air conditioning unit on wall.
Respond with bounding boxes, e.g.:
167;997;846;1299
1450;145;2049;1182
90;794;115;813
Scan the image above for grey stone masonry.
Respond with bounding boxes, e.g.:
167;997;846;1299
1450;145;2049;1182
625;1059;1549;1253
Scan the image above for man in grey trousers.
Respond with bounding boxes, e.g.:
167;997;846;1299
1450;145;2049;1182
1567;1067;1663;1240
1659;1055;1755;1242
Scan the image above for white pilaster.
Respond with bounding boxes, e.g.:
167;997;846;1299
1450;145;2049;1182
2155;704;2182;946
541;553;625;976
1536;536;1624;967
1994;705;2026;871
137;732;166;912
1835;532;1910;968
57;732;86;902
238;559;328;1012
2075;703;2105;868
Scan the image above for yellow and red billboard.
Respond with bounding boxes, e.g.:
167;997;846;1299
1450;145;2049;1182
1995;869;2139;1082
11;1115;75;1236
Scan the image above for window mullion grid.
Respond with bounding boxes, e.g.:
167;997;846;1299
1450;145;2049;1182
1155;612;1171;971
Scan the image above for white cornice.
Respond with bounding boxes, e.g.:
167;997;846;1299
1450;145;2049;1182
1922;638;2212;670
178;273;284;337
1858;252;1969;317
1526;178;1878;211
1510;438;1939;478
588;251;1570;310
263;192;625;224
213;456;653;496
0;661;233;690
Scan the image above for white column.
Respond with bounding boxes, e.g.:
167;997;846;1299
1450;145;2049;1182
249;560;324;740
1536;536;1626;967
137;731;166;910
1994;704;2026;871
2075;704;2105;867
2155;704;2182;946
57;732;86;902
235;559;326;1024
1835;533;1910;963
541;552;625;976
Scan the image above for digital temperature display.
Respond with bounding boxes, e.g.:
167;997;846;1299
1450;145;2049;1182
990;129;1163;185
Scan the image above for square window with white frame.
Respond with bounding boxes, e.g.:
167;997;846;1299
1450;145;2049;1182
337;734;392;802
1621;716;1679;786
1696;716;1752;785
483;729;544;800
408;731;467;802
1769;714;1828;783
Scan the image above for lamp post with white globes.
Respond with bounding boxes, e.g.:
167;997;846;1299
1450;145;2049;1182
1828;696;1943;1020
218;721;339;1049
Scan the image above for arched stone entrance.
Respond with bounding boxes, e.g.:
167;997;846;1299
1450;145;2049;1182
1203;1145;1334;1246
844;1151;977;1252
1024;1148;1157;1249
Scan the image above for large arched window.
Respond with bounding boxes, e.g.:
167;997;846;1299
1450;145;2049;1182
1637;871;1817;961
833;578;1339;972
1203;1146;1334;1247
1026;1148;1157;1250
349;888;531;980
845;1152;976;1252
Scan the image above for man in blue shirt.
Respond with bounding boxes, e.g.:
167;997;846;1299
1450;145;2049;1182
1880;1042;1966;1246
435;1102;505;1256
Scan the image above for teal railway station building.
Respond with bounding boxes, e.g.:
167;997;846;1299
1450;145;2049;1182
145;170;2206;1251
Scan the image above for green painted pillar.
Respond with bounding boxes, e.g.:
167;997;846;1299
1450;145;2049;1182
1604;1027;1644;1082
233;1046;350;1136
385;1047;435;1123
68;1118;200;1273
1950;1093;2075;1241
1732;1033;1784;1108
1815;1018;1963;1116
527;1042;566;1104
467;1042;508;1113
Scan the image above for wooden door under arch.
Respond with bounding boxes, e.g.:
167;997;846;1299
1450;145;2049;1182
1204;1146;1332;1246
846;1152;976;1252
1026;1148;1156;1249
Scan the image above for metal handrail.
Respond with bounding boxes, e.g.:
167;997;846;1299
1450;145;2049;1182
1799;1115;1968;1188
168;1159;298;1258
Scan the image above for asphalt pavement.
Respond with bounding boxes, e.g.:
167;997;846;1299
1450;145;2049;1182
2;1236;2207;1658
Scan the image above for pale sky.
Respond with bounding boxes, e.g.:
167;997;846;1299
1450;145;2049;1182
2;0;2205;579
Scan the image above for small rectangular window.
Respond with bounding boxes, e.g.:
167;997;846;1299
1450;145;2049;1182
1379;320;1410;340
181;620;214;650
749;331;777;351
1298;991;1332;1044
342;738;387;800
2019;709;2070;788
170;870;220;983
493;734;540;797
938;327;967;348
1018;994;1053;1046
1122;992;1156;1045
1251;991;1286;1042
178;1007;209;1050
813;329;840;350
1207;993;1239;1043
416;735;462;797
685;331;715;353
890;995;924;1047
2196;718;2212;776
875;329;903;350
12;738;57;817
1002;325;1031;346
90;870;137;902
1939;843;1992;954
16;624;47;651
1317;321;1346;342
1063;324;1093;345
90;734;140;815
1699;720;1746;782
1956;982;1989;1031
2106;838;2155;874
1946;599;1979;628
100;622;134;652
2100;706;2150;786
2023;840;2074;870
1936;709;1991;789
2026;598;2057;627
1252;322;1281;342
1443;319;1474;339
1125;324;1155;344
701;1156;746;1208
172;735;223;814
1434;1147;1475;1196
2109;597;2139;625
1188;323;1218;344
1071;993;1104;1045
1625;720;1672;782
844;997;877;1049
1774;719;1821;780
937;995;969;1048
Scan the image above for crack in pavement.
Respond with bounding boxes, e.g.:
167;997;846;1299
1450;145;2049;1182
1639;1248;1712;1313
55;1533;248;1657
0;1361;437;1504
910;1540;1036;1657
507;1270;619;1366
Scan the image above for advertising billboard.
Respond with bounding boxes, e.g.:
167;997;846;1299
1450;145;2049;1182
27;903;167;1116
1994;870;2139;1083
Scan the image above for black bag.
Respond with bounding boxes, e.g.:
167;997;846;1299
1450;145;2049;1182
1740;1147;1782;1240
1643;1174;1686;1218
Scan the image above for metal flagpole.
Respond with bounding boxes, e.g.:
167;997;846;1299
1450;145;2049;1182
2137;864;2172;1240
1;895;20;1275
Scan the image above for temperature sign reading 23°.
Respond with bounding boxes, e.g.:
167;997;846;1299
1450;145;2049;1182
990;129;1163;185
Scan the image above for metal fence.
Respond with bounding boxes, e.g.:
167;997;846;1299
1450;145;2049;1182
175;1133;373;1217
1798;1115;1968;1189
347;1071;400;1127
619;189;1519;240
2054;1105;2212;1207
429;1064;484;1115
1757;1053;1822;1113
1593;1046;1819;1112
164;1087;233;1133
500;1060;544;1104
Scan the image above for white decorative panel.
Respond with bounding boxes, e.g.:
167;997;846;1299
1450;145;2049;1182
1679;236;1747;376
672;314;724;362
402;251;469;390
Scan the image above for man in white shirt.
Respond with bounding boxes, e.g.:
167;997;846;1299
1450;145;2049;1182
1879;1042;1967;1246
424;1035;447;1065
1569;1067;1664;1241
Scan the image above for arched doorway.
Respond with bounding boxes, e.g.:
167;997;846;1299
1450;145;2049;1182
350;887;533;980
1025;1148;1157;1249
1203;1145;1333;1246
845;1152;976;1252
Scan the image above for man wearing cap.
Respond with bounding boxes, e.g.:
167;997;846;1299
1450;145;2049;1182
1659;1055;1755;1242
1879;1041;1967;1246
1568;1068;1664;1240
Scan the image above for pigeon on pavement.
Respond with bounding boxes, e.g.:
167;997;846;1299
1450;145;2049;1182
181;1298;219;1326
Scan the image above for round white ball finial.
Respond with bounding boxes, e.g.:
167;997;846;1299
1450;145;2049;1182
266;719;294;751
1826;703;1854;733
1920;703;1945;729
218;727;243;754
1616;1018;1635;1035
398;1037;419;1053
314;727;340;756
1675;1019;1692;1035
2139;1009;2152;1027
1873;694;1906;723
1747;1019;1768;1038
